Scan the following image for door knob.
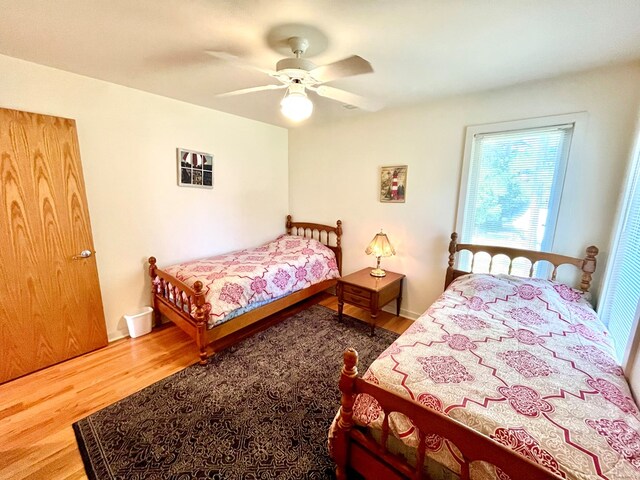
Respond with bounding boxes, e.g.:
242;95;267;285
72;250;94;260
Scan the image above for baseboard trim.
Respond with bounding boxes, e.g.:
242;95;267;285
381;305;421;321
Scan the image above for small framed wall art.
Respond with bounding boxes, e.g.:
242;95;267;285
380;165;407;203
177;148;213;188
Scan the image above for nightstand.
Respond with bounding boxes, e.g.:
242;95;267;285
337;268;405;334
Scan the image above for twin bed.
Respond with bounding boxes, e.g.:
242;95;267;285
330;234;640;480
148;215;342;364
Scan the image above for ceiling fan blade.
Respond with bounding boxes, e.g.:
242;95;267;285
312;85;382;111
206;51;279;78
310;55;373;83
217;84;287;98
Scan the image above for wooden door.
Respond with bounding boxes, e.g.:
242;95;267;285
0;108;107;383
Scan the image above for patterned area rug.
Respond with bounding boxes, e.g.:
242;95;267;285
73;305;398;479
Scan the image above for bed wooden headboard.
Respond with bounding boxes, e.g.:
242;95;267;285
444;232;599;292
286;215;343;275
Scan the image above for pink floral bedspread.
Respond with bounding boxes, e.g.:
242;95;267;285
162;235;339;328
353;274;640;479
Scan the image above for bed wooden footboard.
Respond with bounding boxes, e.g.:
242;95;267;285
445;232;598;292
148;215;342;364
148;257;210;363
331;349;562;480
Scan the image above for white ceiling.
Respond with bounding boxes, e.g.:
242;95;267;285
0;0;639;128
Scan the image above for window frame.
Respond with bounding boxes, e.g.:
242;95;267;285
598;122;640;370
455;113;588;254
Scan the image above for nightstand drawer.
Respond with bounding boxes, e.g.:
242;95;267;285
342;284;371;298
342;291;371;309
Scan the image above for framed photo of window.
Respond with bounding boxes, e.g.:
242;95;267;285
177;148;213;188
380;165;407;203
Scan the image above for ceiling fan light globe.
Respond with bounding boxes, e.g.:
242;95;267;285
280;92;313;122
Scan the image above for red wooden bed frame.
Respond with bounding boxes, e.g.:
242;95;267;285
148;215;342;364
330;232;599;480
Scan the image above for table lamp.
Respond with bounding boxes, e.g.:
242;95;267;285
365;230;396;277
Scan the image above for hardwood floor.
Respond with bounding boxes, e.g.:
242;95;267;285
0;294;412;479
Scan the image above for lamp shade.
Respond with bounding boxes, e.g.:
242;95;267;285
365;231;395;258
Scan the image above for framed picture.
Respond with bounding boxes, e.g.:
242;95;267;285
380;165;407;203
177;148;213;188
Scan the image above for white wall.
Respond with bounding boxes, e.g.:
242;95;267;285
290;62;640;319
0;54;288;340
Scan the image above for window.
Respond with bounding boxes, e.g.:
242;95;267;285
457;114;584;274
599;132;640;364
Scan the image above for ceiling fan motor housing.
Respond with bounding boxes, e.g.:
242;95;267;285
276;57;316;73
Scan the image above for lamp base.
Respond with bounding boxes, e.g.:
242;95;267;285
370;268;387;277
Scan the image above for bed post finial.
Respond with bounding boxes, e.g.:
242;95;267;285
445;232;458;289
193;280;208;365
286;215;293;235
148;256;157;277
336;220;342;247
449;232;458;258
332;348;359;480
342;348;358;378
580;245;599;292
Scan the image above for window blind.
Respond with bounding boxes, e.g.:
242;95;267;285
599;146;640;362
461;125;573;254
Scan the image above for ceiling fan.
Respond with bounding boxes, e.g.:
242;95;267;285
208;36;380;121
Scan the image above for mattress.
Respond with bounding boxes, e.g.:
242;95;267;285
351;273;640;479
160;234;340;328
